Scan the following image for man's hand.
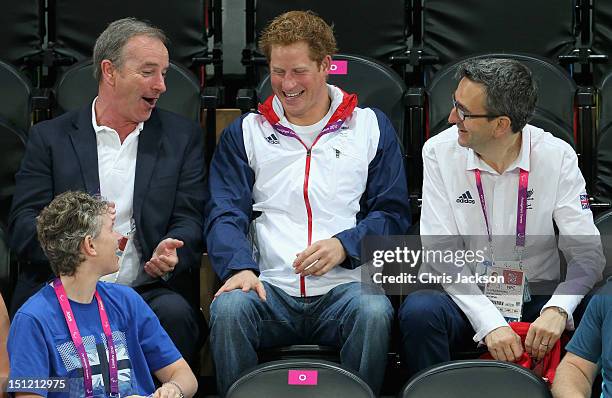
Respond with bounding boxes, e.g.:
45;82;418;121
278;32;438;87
144;238;184;278
525;306;567;361
215;270;266;301
293;238;346;277
484;326;523;362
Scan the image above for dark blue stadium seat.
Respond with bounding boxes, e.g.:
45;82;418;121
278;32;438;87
399;360;552;398
0;61;30;226
241;0;410;86
408;0;577;84
226;359;375;398
47;0;215;77
595;71;612;204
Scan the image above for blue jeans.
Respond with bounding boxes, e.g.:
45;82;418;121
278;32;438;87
398;289;555;377
210;281;394;396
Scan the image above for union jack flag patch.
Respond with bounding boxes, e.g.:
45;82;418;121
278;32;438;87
580;194;590;209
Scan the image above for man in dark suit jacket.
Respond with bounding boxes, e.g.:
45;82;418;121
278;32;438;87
8;18;205;365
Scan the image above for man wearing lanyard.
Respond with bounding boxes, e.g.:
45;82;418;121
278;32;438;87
399;58;604;375
7;191;197;397
8;18;205;365
204;11;409;396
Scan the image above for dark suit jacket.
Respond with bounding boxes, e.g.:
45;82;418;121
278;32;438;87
8;105;206;289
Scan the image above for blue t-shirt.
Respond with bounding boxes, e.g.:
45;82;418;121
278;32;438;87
7;282;182;397
566;283;612;397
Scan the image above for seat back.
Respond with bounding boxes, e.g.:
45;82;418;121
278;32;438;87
256;54;407;146
592;0;612;83
0;61;30;226
0;60;33;134
594;209;612;280
226;359;374;398
596;71;612;201
0;0;43;75
426;53;576;148
53;60;202;122
244;0;409;85
252;0;408;62
0;121;27;227
417;0;576;79
48;0;208;71
399;360;552;398
0;225;14;305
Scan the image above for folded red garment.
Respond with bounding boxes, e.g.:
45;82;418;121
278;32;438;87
479;322;567;384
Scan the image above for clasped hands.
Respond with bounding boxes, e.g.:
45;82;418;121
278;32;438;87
484;306;568;362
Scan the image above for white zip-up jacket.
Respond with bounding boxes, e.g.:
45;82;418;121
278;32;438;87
420;124;604;341
205;85;410;296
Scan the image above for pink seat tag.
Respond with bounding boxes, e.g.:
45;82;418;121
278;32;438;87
329;60;348;75
288;370;318;385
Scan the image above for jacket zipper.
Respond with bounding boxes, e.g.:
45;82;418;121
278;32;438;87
301;148;313;297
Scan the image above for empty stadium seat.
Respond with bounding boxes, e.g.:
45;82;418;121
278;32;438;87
399;360;552;398
241;0;410;85
0;121;26;225
0;0;44;82
592;0;612;82
0;61;33;134
47;0;214;75
408;0;577;84
0;225;15;306
53;60;203;122
0;61;30;226
596;70;612;203
226;359;375;398
594;209;612;280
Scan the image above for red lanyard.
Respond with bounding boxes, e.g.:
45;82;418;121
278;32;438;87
474;168;529;249
53;278;119;397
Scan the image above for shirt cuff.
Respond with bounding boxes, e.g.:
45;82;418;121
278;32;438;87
472;309;509;343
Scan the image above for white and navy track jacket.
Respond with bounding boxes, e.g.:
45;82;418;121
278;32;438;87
204;85;410;296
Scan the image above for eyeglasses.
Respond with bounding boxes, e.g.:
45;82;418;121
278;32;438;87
452;95;503;121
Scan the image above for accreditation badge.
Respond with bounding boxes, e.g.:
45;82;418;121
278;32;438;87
484;260;525;322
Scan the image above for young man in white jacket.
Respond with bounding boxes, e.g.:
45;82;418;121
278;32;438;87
204;10;410;396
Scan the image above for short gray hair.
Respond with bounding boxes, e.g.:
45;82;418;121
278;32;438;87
455;58;537;133
36;191;110;276
93;17;168;82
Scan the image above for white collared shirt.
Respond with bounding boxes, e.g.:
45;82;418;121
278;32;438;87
91;98;144;286
420;124;604;342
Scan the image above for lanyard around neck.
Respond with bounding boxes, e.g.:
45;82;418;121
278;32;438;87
53;278;119;397
474;168;529;249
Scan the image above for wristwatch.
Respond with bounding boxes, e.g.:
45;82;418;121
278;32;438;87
553;306;568;318
164;381;185;398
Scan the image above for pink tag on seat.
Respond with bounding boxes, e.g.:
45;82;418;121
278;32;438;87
288;370;318;385
329;60;348;75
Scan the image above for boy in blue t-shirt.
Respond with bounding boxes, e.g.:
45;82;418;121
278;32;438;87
7;191;198;397
552;282;612;397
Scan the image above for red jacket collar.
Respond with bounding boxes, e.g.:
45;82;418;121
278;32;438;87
258;88;358;128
